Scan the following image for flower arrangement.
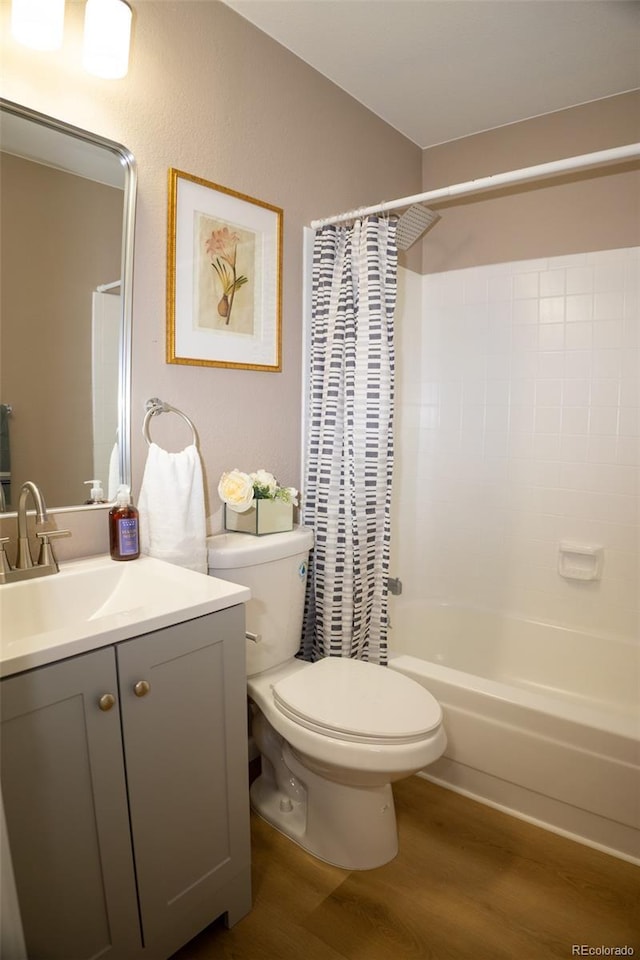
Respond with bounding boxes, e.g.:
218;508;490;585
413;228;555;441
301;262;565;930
218;468;299;514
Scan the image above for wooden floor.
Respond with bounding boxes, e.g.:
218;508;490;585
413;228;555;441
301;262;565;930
172;776;640;960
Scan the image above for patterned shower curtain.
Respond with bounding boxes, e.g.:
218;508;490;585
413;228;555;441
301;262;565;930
300;215;398;665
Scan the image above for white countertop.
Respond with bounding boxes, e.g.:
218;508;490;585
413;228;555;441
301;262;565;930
0;554;250;678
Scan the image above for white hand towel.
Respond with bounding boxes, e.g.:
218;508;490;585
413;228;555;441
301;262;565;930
138;442;207;574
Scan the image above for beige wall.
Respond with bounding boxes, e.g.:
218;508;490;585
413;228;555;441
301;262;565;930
1;1;637;560
0;0;421;557
0;154;122;508
421;91;640;273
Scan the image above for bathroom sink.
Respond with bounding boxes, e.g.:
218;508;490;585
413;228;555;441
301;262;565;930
0;554;250;678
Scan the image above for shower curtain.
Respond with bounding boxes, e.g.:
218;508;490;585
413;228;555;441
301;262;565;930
300;216;398;664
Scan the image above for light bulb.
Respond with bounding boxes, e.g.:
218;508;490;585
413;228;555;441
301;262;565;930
83;0;132;80
11;0;65;51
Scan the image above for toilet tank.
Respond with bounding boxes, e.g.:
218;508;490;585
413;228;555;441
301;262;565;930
207;526;314;677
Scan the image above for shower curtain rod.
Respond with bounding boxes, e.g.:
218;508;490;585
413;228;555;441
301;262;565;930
310;142;640;229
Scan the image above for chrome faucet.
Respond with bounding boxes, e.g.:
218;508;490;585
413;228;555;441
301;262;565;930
0;481;70;584
16;480;48;568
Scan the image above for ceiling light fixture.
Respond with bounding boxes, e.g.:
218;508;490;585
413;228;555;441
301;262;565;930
11;0;65;51
82;0;132;80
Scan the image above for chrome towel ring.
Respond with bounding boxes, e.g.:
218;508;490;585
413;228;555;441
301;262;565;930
143;398;198;447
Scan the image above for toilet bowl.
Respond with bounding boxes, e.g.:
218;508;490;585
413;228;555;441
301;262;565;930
207;526;446;870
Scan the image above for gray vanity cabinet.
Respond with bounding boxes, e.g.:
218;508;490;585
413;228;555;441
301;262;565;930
1;645;142;960
1;605;252;960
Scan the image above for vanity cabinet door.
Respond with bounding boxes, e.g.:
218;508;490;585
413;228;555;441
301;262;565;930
116;606;251;958
0;647;142;960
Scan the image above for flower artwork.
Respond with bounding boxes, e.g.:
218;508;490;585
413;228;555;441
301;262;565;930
205;226;248;325
195;213;255;335
218;468;299;513
168;169;282;370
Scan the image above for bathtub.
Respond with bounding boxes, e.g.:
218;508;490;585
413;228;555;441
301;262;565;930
387;602;640;863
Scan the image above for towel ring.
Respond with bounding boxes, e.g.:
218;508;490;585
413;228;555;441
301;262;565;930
143;398;198;447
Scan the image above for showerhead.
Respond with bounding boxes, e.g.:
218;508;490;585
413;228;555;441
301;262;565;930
395;204;441;250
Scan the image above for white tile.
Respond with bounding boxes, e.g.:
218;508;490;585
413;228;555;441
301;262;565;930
560;434;589;462
564;351;593;379
509;432;534;458
484;405;510;432
538;323;564;351
533;434;561;460
513;271;539;299
594;291;624;321
595;261;626;293
512;325;538;351
511;352;538;380
566;294;593;324
463;274;488;304
593;320;623;349
488;275;512;302
535;406;562;434
587;436;618;464
592;349;622;380
487;319;512;352
537;352;564;379
563;379;591;406
540;269;566;297
619;406;639;438
461;405;485;432
513;299;539;324
590;380;620;407
539;297;565;324
509;406;535;433
511;379;536;405
620;378;639;406
589;407;619;437
617;437;640;465
535;379;563;406
562;407;590;435
485;380;510;405
566;266;594;295
420;405;441;430
564;323;592;350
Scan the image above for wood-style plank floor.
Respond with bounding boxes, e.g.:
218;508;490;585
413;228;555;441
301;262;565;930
172;776;640;960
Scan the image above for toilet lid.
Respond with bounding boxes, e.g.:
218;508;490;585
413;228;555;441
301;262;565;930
272;657;441;745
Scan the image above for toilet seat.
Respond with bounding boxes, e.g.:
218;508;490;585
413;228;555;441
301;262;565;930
271;657;441;745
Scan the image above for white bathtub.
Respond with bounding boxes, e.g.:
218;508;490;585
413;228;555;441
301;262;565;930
388;602;640;863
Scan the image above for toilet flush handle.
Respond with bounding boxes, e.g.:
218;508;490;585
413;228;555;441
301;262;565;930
246;631;262;644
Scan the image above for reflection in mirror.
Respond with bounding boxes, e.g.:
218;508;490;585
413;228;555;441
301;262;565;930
0;99;136;513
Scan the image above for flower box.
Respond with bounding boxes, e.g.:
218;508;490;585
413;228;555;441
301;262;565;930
224;498;293;536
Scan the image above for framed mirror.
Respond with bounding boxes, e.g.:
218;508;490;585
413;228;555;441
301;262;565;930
0;99;136;513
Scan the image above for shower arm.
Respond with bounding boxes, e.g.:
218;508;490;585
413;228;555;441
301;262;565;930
310;142;640;229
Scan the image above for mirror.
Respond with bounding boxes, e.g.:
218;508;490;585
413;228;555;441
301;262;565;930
0;99;136;513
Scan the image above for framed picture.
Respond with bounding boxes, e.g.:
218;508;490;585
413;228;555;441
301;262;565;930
167;168;283;371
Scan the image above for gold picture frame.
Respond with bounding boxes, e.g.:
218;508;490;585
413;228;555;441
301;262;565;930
167;168;283;371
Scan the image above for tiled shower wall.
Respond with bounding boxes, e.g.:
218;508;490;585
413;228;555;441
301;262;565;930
393;248;639;642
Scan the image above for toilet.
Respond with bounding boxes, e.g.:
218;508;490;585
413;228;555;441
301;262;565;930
207;526;446;870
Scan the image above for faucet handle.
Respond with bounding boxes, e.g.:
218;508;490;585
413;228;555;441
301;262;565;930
0;537;12;577
36;529;71;570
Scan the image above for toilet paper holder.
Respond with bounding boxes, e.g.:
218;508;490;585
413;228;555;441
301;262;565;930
557;542;604;581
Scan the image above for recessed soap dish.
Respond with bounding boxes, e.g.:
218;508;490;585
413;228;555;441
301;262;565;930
558;541;604;581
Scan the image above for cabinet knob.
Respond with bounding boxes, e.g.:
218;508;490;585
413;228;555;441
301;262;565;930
133;680;151;698
98;693;116;711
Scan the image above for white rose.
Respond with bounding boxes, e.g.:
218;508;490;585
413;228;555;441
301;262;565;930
251;469;277;498
218;469;255;513
286;487;299;506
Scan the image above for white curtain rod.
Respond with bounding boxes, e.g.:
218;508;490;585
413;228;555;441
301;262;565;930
310;142;640;229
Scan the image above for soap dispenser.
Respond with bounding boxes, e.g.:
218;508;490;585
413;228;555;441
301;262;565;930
84;479;107;504
109;485;140;561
